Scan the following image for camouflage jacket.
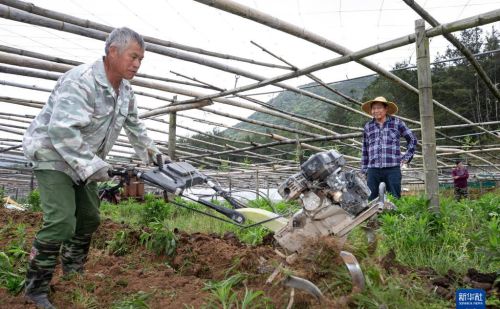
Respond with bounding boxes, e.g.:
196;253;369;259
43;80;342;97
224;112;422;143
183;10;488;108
23;58;160;183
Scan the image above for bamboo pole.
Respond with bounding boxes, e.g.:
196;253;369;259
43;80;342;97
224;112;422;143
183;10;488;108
0;95;286;167
197;106;323;138
0;44;221;90
0;63;347;157
0;93;435;170
0;4;377;127
166;72;365;154
0;79;52;92
0;0;292;71
171;69;364;132
0;115;31;124
178;132;363;160
250;40;361;107
416;19;439;212
192;0;500;138
223;143;295;164
0;52;339;138
168;97;177;160
0;78;297;158
0;64;61;80
403;0;500;102
154;101;213;113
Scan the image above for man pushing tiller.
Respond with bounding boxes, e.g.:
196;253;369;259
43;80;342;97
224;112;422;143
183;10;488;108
22;27;167;308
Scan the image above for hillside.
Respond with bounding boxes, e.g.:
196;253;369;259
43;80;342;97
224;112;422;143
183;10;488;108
224;75;376;139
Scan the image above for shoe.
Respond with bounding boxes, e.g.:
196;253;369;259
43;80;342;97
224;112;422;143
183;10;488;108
25;292;56;309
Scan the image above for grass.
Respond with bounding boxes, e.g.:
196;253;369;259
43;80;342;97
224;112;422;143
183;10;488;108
377;191;499;274
100;195;281;245
1;189;498;308
202;273;271;309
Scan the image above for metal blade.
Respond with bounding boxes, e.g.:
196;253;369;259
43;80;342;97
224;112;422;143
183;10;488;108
340;250;365;292
283;275;324;301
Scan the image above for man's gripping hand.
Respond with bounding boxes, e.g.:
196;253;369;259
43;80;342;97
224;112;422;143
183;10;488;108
153;153;172;166
87;166;111;183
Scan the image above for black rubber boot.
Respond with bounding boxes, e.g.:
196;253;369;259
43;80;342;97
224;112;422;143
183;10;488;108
25;293;56;309
24;238;61;309
61;233;92;275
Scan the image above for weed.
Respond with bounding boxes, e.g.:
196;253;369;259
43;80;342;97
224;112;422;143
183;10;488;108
378;193;500;274
0;251;25;294
145;221;177;256
0;187;4;206
106;230;130;256
240;287;270;309
27;190;42;212
203;273;270;309
71;288;99;309
140;196;171;224
235;226;267;246
112;290;152;309
203;274;244;309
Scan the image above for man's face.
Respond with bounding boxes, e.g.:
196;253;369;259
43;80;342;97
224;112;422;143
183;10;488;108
371;102;388;121
109;40;144;80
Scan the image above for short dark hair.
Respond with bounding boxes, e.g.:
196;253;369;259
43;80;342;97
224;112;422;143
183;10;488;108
105;27;145;55
455;160;462;165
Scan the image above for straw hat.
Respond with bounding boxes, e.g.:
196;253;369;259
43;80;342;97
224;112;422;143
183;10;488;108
361;96;398;115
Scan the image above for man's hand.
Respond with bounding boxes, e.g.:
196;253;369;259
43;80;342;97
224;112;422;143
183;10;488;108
153;153;172;166
87;166;110;183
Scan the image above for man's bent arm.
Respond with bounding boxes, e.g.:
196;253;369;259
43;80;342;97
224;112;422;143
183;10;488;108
123;94;161;163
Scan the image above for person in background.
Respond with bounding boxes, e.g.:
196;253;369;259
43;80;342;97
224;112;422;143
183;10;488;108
452;160;469;201
361;96;418;200
22;27;167;308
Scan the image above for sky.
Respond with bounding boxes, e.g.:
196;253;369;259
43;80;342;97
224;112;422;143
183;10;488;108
0;0;499;147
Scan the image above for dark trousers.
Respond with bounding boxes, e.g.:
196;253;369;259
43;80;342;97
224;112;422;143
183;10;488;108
35;170;100;241
367;166;402;200
454;186;468;201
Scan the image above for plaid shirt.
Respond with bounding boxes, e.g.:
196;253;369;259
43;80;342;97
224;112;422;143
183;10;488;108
361;116;417;173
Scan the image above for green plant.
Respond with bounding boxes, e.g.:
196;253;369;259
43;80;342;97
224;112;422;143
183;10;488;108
203;273;270;309
27;190;42;212
145;221;177;256
240;288;269;309
106;230;130;256
71;289;99;309
112;291;152;309
0;252;25;294
235;226;268;246
0;187;4;206
203;274;243;309
378;193;500;274
7;244;27;260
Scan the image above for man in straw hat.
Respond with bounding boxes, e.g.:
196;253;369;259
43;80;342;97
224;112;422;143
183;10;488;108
22;27;169;308
361;96;417;200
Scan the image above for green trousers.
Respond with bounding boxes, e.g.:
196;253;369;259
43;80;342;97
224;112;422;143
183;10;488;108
35;170;100;241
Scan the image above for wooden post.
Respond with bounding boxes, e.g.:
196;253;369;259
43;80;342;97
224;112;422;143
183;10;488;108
255;169;259;199
415;19;440;212
30;172;34;191
168;96;177;160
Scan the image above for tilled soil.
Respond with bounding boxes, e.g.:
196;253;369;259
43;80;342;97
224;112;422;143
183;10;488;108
0;207;328;308
1;206;498;308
